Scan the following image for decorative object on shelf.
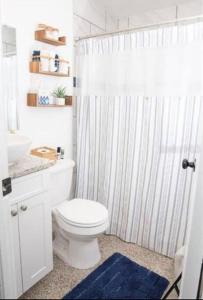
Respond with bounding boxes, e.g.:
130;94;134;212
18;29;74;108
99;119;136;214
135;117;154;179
38;90;53;106
55;54;60;72
40;49;51;72
27;93;72;107
49;53;57;72
60;59;69;75
27;93;38;107
30;52;70;77
39;95;49;105
57;147;61;160
32;50;41;61
35;24;66;46
41;57;49;72
27;91;54;106
52;86;66;106
46;28;59;41
61;148;65;160
30;61;69;77
65;96;73;106
31;147;57;161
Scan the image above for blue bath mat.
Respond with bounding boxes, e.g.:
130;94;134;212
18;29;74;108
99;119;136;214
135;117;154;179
63;253;169;299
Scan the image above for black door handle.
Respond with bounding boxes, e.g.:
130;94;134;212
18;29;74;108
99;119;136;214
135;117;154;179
182;159;196;172
2;177;12;196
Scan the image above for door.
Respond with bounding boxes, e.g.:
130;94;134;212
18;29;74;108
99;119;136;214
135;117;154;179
18;193;53;293
180;151;203;298
0;0;17;298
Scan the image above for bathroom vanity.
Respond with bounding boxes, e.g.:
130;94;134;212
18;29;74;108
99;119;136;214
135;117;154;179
8;156;55;298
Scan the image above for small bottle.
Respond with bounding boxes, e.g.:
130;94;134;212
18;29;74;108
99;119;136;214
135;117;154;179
32;50;40;62
61;148;65;159
55;54;60;72
57;147;61;160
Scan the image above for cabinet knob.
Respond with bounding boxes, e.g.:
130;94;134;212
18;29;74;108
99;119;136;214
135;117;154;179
21;205;28;212
11;209;18;217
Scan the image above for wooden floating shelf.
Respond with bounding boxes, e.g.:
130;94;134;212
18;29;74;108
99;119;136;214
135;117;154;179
33;55;69;63
29;61;70;77
34;105;69;108
35;30;66;46
31;70;69;77
27;93;73;107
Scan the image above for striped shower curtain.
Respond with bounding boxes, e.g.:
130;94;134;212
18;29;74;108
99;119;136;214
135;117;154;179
74;22;203;257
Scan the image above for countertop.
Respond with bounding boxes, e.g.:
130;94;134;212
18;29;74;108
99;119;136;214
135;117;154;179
9;155;56;179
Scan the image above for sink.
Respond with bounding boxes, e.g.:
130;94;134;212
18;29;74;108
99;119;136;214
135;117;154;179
8;134;32;165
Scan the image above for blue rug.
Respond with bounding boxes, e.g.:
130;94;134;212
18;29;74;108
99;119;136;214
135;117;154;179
63;253;169;299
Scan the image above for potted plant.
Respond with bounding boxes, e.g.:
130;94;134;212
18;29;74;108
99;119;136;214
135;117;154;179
52;86;66;105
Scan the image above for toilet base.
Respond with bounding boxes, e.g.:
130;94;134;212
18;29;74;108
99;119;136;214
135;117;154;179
53;232;101;269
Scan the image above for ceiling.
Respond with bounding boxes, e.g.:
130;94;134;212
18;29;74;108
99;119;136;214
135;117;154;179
93;0;195;17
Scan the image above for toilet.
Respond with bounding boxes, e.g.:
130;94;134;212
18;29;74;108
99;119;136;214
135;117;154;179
49;159;109;270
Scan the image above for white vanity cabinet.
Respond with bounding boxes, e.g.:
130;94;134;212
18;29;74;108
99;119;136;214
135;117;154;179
9;171;53;298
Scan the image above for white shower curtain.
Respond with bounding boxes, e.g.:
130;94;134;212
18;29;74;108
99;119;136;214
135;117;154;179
75;22;203;257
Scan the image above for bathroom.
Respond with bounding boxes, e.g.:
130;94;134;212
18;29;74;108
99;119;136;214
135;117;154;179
0;0;203;299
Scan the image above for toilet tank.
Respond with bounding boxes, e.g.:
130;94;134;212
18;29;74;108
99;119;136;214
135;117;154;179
49;159;75;208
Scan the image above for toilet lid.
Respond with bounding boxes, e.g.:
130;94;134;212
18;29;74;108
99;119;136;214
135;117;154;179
56;199;108;227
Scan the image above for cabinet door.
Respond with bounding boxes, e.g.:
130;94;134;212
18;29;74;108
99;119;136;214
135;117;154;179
10;204;23;298
18;192;53;293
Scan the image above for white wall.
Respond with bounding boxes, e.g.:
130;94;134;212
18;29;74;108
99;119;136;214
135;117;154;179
0;1;8;179
118;0;203;30
74;0;203;39
74;0;117;38
2;0;73;158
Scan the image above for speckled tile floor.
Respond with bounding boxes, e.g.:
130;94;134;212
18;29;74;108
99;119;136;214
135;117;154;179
21;235;177;299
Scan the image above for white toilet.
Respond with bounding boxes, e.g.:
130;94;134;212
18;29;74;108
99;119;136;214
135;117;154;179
49;159;109;270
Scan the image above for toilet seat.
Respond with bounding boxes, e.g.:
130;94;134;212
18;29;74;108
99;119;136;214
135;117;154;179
55;199;108;228
53;198;109;269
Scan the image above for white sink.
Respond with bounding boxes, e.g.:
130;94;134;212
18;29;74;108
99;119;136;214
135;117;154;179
8;134;32;165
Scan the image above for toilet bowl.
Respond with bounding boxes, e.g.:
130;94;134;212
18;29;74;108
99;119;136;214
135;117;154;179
53;199;109;269
49;160;109;270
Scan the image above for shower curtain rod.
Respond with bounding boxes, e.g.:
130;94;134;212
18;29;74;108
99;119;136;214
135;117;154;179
75;14;203;41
